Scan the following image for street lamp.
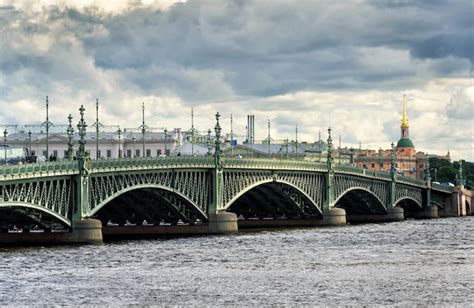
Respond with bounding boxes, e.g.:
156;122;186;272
295;125;298;160
28;130;32;155
164;128;168;156
3;129;8;164
133;135;136;157
117;128;122;158
207;129;212;156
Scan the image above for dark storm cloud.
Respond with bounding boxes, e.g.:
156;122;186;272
83;0;472;99
411;33;474;63
0;0;472;102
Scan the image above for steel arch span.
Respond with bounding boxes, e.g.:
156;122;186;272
0;202;71;227
223;169;325;211
89;184;208;222
225;180;323;219
334;187;388;215
88;170;211;215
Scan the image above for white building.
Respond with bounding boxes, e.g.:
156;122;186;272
3;126;185;160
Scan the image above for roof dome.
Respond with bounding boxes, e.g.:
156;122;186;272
396;138;415;148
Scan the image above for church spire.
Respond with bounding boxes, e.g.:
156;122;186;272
399;94;410;140
396;94;415;149
401;94;409;129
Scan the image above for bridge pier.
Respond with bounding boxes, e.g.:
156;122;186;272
386;207;405;221
407;206;438;219
322;208;346;226
70;219;103;244
208;211;238;234
346;207;404;224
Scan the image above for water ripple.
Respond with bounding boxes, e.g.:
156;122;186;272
0;217;473;305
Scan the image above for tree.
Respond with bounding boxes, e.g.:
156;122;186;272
429;157;473;189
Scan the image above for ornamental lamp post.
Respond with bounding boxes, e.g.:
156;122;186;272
41;96;54;159
295;125;299;160
326;127;334;170
390;142;396;175
76;105;87;160
66;114;74;160
191;107;194;156
267;119;271;156
117;128;122;158
133;135;136;157
207;129;212;156
139;102;148;158
164;128;168;156
214;112;222;163
3;129;8;164
27;130;32;155
92;98;103;159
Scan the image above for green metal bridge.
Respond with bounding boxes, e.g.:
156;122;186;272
0;111;455;242
0;151;453;229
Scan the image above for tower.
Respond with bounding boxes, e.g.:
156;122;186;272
246;115;255;144
396;95;415;150
400;94;409;139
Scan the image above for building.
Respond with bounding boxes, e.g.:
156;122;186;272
3;125;183;160
354;95;428;179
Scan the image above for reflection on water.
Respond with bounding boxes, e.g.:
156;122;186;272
1;217;473;305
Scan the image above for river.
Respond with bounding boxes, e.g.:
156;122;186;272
1;217;473;306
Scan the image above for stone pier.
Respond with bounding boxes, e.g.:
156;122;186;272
208;211;238;234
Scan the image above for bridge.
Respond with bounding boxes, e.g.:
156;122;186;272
0;111;467;244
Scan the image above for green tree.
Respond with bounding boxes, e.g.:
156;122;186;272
429;157;473;188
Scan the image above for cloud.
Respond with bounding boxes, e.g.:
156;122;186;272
0;0;472;160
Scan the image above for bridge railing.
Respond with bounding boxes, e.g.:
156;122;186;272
91;156;215;170
222;157;328;171
396;175;426;187
431;182;453;193
334;164;392;180
0;160;79;180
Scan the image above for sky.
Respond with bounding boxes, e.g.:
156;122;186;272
0;0;472;160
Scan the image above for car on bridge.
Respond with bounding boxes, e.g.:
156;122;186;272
0;146;36;165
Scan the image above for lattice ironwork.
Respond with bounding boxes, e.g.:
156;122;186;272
334;174;388;206
223;170;325;210
432;191;448;208
0;157;460;228
0;178;73;219
88;170;210;215
395;184;422;206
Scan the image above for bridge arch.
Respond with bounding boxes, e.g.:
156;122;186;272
0;202;71;227
394;196;422;208
395;197;423;218
89;184;208;222
225;178;322;219
334;187;386;209
334;187;387;215
224;179;320;212
431;200;444;209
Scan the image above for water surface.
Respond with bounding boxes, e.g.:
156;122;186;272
1;217;473;305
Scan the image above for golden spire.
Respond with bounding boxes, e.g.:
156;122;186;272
401;94;409;129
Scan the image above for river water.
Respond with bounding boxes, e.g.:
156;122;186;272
1;217;473;306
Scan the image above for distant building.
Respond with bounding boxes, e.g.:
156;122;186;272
354;95;429;179
3;125;183;160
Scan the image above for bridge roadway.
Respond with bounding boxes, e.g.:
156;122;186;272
0;155;460;245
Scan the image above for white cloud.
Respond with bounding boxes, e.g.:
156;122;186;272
0;0;472;161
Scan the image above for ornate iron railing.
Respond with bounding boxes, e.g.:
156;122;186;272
0;161;78;180
396;175;426;187
431;182;453;193
91;156;215;171
222;157;328;172
333;164;392;180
